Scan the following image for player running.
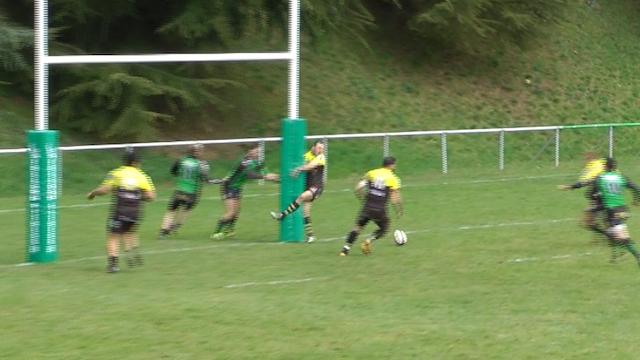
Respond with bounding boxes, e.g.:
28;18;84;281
563;158;640;265
211;145;279;240
270;141;326;242
558;152;606;239
87;149;156;273
159;144;213;239
340;156;403;256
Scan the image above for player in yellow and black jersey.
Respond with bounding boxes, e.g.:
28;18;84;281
558;152;606;240
270;141;326;242
87;149;156;273
340;156;403;256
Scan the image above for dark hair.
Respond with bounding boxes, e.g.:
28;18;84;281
605;157;616;171
123;148;139;166
382;156;396;167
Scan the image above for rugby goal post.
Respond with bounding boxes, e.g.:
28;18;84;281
30;0;305;263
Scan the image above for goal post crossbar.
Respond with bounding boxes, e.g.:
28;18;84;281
45;52;293;65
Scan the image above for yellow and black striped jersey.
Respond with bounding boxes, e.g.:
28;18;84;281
304;150;326;188
363;167;401;211
102;166;155;217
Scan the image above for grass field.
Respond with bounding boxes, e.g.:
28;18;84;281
3;164;640;359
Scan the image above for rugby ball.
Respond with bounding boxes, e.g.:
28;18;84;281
393;230;407;246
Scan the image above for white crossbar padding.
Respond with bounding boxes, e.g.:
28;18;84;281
46;52;292;65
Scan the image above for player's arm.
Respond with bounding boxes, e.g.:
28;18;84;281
355;179;367;200
87;171;115;199
625;177;640;205
170;160;180;176
291;154;325;177
390;189;403;218
87;184;111;200
558;179;593;190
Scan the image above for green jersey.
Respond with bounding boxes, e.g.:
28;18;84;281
171;156;210;194
225;158;264;190
595;172;640;209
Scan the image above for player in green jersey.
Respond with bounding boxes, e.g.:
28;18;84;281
564;158;640;265
159;144;214;239
211;145;279;239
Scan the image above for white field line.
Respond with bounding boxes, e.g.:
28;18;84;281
223;277;327;289
0;217;577;270
0;173;574;214
507;252;593;264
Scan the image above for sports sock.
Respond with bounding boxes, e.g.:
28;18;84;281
226;217;238;233
214;219;229;233
108;256;118;267
304;217;314;237
346;230;358;245
280;200;300;218
623;240;640;258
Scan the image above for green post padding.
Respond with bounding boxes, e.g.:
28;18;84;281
26;130;59;263
280;118;307;242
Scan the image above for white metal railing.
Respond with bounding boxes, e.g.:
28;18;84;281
2;123;639;173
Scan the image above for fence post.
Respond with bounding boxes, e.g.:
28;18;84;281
499;130;505;171
608;126;614;158
383;135;390;157
555;128;560;168
322;137;328;184
441;132;448;174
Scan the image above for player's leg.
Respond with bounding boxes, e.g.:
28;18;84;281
583;201;607;240
159;193;181;238
303;200;316;242
213;196;239;239
172;196;196;233
106;233;121;273
123;226;143;267
340;211;369;256
225;199;240;236
272;189;313;220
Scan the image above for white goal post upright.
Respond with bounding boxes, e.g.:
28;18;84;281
30;0;304;262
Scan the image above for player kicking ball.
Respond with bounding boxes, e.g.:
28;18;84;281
340;156;403;256
159;144;214;239
270;141;326;242
562;157;640;266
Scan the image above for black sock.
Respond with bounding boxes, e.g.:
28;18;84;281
280;200;300;218
304;217;314;237
226;217;238;233
346;230;359;245
108;256;118;267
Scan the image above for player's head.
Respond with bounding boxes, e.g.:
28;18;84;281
189;143;204;159
246;144;261;160
382;156;396;170
605;157;616;171
311;141;324;155
123;147;140;167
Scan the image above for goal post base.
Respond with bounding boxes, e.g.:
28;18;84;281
279;118;306;242
26;130;59;263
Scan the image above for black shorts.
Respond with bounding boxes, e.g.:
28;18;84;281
168;191;198;211
107;216;138;234
356;208;389;232
221;183;242;200
306;186;323;201
606;207;628;227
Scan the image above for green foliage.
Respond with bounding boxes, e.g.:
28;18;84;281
0;13;33;88
53;65;238;140
381;0;569;54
